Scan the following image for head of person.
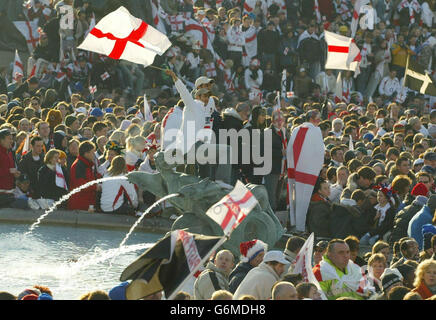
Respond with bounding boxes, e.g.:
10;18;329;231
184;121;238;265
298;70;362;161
285;236;305;256
313;240;328;265
194;87;212;105
326;239;350;271
107;155;127;177
36;121;50;138
211;290;233;300
344;236;360;262
296;282;320;300
79;141;96;162
126;135;146;153
214;250;234;276
392;175;412;198
414;259;436;290
397;263;416;289
272;281;298;300
381;269;404;295
387;286;411;300
0;128;13;149
16;174;30;192
399;239;419;260
356;166;376;189
263;251;289;277
92;121;108;138
307;109;321;126
368;253;387;280
44;149;60;166
314;178;330;199
236;102;251;122
173;291;191;300
239;239;267;267
30;136;44;156
331;146;344;163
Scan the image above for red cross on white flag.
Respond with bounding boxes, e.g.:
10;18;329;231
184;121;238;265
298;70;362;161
324;31;362;74
89;85;97;94
100;72;110;81
13;20;40;54
205;181;259;236
13;50;24;82
78;6;171;66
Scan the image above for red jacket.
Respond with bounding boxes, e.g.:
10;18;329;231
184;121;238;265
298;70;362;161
0;145;16;190
68;155;98;210
412;282;433;300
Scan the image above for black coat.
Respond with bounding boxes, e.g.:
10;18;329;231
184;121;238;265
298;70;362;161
389;197;425;244
329;203;365;239
307;198;332;238
18;152;44;195
228;261;253;293
264;125;288;175
368;205;396;238
37;165;69;201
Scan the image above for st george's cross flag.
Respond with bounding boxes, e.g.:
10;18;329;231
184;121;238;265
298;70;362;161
13;20;40;54
351;0;370;37
324;31;362;74
292;233;327;300
13;50;24;81
287;122;324;231
205;181;259;236
78;6;171;66
120;230;223;300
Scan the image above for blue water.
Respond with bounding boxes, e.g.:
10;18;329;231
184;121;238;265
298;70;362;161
0;223;162;300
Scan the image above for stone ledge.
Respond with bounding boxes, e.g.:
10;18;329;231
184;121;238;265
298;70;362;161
0;208;173;234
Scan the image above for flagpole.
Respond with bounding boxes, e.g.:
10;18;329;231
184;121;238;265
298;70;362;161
149;65;167;72
167;234;229;300
403;54;410;88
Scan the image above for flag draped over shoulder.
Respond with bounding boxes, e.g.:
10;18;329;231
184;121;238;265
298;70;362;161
287;123;324;231
78;6;171;66
404;57;436;96
120;230;223;300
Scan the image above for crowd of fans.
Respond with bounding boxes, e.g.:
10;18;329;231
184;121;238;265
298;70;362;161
0;0;436;300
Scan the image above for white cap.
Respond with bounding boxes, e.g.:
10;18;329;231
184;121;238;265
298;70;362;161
197;10;205;15
195;76;214;88
76;107;87;114
263;250;289;264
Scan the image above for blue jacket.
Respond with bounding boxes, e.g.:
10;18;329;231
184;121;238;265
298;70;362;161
408;205;434;250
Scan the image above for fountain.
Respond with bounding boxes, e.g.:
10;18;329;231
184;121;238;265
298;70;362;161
126;151;285;257
26;176;128;234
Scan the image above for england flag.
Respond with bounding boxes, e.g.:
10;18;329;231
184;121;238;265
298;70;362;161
78;6;171;66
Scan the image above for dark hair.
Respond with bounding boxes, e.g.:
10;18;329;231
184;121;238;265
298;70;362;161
285;236;305;253
344;236;360;251
296;282;316;299
79;141;95;157
92;121;107;134
281;273;303;286
0;291;16;300
357;166;376;180
173;291;191;300
388;286;411;300
330;146;342;157
326;167;337;181
351;189;366;202
30;136;43;146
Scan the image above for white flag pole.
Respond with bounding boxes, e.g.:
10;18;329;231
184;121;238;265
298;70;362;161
167;234;228;300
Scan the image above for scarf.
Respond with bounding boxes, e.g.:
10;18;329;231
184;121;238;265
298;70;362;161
55;163;68;190
398;0;421;24
320;258;365;292
374;202;391;226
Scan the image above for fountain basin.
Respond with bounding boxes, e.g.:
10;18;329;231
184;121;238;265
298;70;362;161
0;208;174;234
0;222;162;299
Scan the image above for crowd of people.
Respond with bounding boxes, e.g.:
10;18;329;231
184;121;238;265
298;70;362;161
0;0;436;300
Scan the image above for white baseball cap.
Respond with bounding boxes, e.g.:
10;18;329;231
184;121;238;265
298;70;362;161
195;76;214;88
263;250;289;264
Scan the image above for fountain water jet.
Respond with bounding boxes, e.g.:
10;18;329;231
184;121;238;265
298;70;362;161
104;193;180;277
26;176;128;235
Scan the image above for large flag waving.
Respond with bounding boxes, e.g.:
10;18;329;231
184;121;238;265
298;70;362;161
292;233;327;300
287;122;324;231
120;230;223;300
404;56;436;96
324;31;361;73
78;6;171;66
